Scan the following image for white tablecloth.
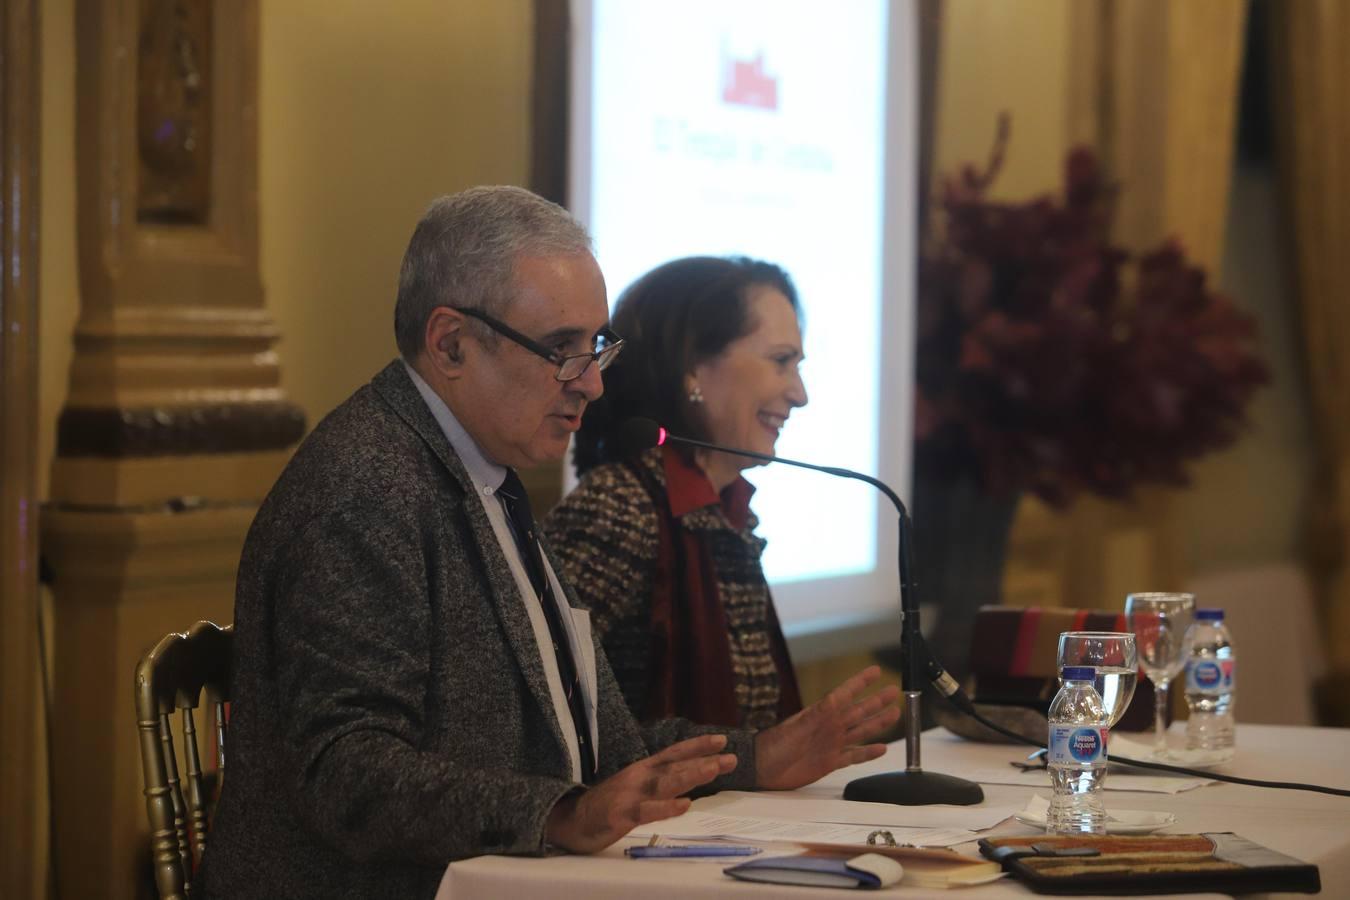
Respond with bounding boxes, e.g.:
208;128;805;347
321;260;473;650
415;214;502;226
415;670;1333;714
438;724;1350;898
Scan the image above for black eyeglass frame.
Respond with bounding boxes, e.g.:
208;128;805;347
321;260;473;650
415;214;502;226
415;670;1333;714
452;306;625;382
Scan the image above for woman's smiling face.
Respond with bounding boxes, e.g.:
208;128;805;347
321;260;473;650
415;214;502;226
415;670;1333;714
690;284;808;469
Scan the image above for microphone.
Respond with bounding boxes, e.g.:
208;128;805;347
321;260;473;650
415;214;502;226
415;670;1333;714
617;418;983;806
613;417;904;509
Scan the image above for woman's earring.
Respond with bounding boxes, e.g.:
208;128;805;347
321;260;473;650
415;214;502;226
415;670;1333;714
687;384;704;404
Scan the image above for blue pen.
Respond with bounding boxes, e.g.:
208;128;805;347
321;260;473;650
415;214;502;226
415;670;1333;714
626;845;762;859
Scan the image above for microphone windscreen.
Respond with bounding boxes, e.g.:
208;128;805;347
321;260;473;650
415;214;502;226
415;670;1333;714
611;417;664;456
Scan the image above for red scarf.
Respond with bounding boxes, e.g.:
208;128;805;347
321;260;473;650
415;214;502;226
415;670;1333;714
639;446;803;727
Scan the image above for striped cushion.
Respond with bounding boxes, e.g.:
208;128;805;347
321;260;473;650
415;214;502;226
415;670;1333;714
968;605;1163;732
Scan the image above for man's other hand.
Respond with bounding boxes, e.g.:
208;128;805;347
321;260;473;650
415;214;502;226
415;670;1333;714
544;734;737;854
754;665;901;791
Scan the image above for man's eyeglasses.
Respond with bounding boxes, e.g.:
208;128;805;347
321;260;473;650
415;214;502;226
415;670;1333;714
453;306;625;382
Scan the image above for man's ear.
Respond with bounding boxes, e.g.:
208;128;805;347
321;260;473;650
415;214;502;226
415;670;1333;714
424;306;467;379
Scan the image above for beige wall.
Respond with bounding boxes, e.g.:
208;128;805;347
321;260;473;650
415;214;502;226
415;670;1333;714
39;0;535;499
259;0;534;427
934;0;1072;202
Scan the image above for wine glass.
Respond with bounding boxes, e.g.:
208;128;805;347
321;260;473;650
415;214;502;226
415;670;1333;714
1126;592;1196;758
1056;632;1138;727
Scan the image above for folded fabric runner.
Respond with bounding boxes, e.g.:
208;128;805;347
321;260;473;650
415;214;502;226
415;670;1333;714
978;832;1321;895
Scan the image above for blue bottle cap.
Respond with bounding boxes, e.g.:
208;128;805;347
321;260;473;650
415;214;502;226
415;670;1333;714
1061;666;1096;680
1195;608;1224;621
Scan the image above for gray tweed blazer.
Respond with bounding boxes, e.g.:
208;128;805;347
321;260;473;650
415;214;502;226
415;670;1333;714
198;361;757;899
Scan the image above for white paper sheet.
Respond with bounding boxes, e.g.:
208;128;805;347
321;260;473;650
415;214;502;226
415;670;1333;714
1110;733;1235;769
629;810;976;848
962;765;1213;794
690;791;1021;831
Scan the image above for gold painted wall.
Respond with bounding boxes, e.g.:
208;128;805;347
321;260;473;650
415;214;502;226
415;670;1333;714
35;1;75;891
39;0;77;503
933;0;1072;202
259;0;534;426
40;0;535;500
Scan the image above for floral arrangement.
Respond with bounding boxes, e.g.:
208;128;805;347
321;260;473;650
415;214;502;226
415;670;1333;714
914;125;1270;507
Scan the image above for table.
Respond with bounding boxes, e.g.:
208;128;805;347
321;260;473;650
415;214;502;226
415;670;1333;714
438;724;1350;898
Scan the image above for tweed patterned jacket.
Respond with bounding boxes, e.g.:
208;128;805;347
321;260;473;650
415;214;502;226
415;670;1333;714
198;362;757;899
544;447;802;730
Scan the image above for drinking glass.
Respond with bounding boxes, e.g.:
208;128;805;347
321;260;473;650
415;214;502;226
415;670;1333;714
1056;632;1138;727
1052;631;1138;831
1126;592;1196;757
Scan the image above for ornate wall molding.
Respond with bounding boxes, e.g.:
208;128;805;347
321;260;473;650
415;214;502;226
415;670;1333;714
137;0;214;223
57;402;306;457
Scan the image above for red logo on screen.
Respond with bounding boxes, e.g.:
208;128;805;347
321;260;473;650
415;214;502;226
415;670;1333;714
721;51;778;111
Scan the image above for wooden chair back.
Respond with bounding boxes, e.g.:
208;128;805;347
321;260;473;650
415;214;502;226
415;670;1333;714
134;621;232;899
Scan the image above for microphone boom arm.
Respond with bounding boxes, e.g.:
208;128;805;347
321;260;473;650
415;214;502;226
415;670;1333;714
655;426;983;805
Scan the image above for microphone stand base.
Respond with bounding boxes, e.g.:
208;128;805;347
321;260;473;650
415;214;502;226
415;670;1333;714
843;770;985;807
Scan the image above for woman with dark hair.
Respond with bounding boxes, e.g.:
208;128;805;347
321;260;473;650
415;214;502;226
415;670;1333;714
543;256;808;730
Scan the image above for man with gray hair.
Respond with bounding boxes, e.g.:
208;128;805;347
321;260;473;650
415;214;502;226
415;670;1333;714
200;185;899;899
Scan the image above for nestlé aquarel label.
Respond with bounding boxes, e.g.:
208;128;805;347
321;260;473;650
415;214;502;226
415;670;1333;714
1048;725;1109;766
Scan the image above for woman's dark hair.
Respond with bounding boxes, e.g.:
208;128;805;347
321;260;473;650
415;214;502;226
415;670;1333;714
573;255;800;475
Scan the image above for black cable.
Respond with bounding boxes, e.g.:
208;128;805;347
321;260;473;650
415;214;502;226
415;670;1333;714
935;686;1350;798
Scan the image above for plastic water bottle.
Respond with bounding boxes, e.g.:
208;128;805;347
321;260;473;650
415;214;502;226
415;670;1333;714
1184;608;1236;757
1046;665;1109;834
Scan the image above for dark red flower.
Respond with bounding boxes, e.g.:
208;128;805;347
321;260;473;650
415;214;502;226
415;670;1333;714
915;127;1270;507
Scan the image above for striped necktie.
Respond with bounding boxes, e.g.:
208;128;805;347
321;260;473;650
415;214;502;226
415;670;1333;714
498;469;595;784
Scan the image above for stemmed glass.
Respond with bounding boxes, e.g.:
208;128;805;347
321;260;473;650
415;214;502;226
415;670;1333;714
1126;592;1196;758
1056;632;1138;728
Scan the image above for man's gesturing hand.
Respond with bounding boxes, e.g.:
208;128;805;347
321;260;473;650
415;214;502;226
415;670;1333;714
755;665;901;791
544;734;737;854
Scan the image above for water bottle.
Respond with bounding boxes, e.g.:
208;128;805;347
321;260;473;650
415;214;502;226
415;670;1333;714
1184;608;1236;757
1046;665;1109;834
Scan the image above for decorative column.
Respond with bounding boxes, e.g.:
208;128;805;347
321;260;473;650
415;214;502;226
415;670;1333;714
1;1;43;897
41;2;303;896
